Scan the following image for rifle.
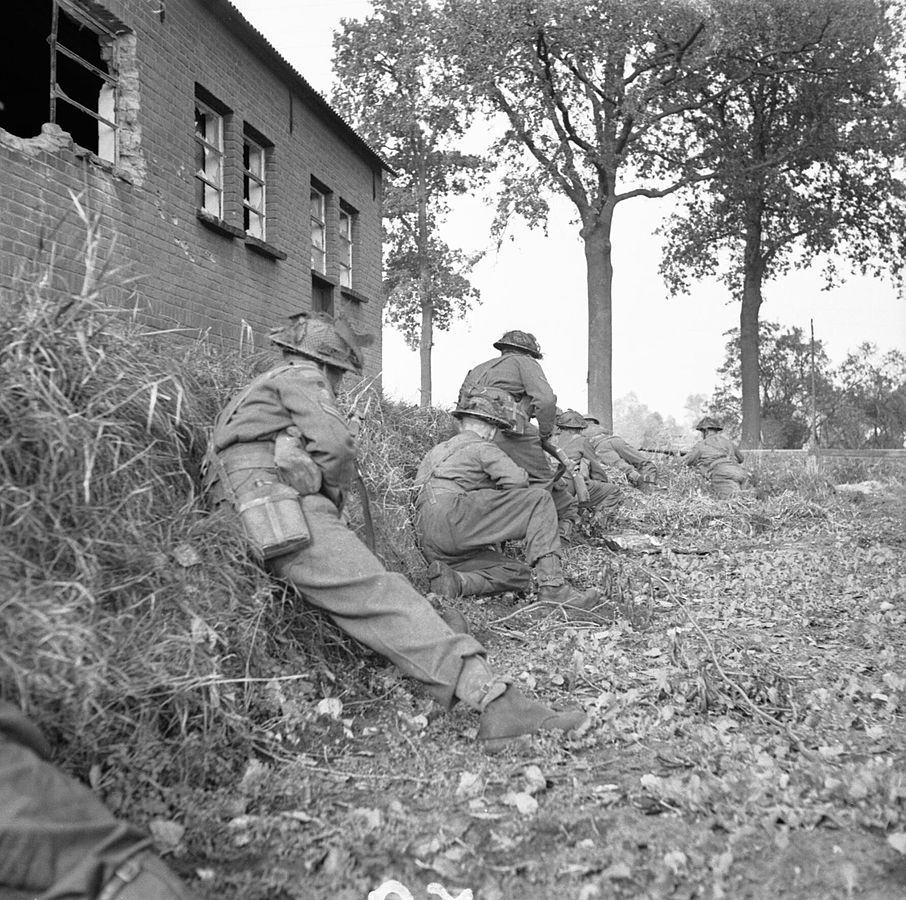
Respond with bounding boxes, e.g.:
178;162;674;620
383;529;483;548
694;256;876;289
639;447;686;458
541;437;590;503
347;395;376;553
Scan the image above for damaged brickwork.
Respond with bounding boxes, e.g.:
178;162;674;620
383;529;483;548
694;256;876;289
0;0;385;374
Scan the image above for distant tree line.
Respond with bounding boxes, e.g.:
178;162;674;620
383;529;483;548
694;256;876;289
707;323;906;449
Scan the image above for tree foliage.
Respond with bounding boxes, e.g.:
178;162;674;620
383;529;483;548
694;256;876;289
711;322;833;448
659;0;906;446
442;0;720;428
332;0;486;406
711;325;906;448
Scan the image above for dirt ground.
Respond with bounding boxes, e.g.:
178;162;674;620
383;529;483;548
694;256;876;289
158;475;906;900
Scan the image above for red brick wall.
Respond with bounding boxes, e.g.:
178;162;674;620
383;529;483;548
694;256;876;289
0;0;384;376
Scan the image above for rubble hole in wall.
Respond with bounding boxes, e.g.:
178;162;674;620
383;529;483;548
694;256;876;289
0;0;144;183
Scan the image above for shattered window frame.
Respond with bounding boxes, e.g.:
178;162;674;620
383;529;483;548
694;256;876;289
194;98;224;219
50;0;120;162
243;133;267;240
310;186;327;275
339;204;354;288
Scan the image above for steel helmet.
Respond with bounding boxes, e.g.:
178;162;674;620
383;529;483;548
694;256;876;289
556;409;588;430
695;416;724;432
453;388;515;430
493;330;543;359
583;414;600;424
269;312;370;374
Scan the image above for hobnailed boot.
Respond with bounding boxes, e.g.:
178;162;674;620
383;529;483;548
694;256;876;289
478;685;587;753
427;560;464;598
533;554;602;612
537;582;603;611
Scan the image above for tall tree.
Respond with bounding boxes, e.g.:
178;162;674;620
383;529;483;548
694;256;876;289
332;0;485;406
659;0;906;446
711;322;833;448
443;0;721;429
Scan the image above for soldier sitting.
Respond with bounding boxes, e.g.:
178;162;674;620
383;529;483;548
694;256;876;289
414;389;601;611
582;415;659;492
554;409;622;517
203;312;586;751
684;416;749;498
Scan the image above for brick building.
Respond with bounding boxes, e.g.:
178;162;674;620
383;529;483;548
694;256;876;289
0;0;387;374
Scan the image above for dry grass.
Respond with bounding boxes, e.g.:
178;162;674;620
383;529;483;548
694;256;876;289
0;209;463;789
3;208;902;801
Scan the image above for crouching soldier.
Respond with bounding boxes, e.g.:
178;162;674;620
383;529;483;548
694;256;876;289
582;415;659;492
554;410;622;517
0;699;195;899
684;416;749;499
414;388;601;611
203;312;586;751
459;330;580;542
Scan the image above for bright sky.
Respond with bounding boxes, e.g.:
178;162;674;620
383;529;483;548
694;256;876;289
230;0;906;423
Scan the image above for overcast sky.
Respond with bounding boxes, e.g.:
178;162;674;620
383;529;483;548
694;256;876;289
230;0;906;423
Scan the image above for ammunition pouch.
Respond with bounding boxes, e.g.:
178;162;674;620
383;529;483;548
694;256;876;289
203;441;312;560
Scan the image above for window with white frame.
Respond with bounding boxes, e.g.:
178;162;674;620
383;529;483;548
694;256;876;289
310;186;327;274
194;97;224;218
339;205;355;288
243;134;267;240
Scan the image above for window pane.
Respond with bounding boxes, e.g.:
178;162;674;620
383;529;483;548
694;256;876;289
310;189;324;220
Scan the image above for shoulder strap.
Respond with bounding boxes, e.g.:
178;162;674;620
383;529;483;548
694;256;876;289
217;363;296;432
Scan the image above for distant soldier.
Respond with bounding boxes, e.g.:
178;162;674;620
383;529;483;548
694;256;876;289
414;389;602;610
0;699;196;899
459;330;579;541
554;410;623;516
583;415;659;492
684;416;749;498
203;312;585;750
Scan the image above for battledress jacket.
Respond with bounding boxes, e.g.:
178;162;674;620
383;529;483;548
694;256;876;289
461;353;557;438
211;359;356;506
553;431;610;481
683;433;745;473
414;431;530;498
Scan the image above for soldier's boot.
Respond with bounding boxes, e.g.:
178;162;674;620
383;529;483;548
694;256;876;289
479;685;587;753
534;554;602;611
427;560;464;598
558;519;575;544
440;607;470;635
454;657;586;753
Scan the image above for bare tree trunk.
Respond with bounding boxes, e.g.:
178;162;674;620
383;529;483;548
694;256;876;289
583;209;615;431
416;158;432;408
739;205;765;448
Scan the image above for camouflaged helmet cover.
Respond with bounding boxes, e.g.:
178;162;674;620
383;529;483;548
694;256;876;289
695;416;724;432
453;387;516;430
556;409;588;430
269;312;367;374
493;330;543;359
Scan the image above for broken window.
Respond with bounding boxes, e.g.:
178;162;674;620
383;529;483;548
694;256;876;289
243;130;268;240
310;186;327;275
1;0;128;161
195;95;225;218
339;203;355;289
